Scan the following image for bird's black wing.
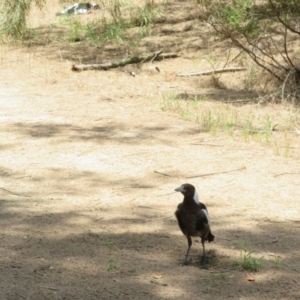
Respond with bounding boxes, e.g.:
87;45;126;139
195;213;209;231
195;209;215;242
175;203;187;235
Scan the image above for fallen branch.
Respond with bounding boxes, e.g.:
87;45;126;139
177;67;247;77
186;166;245;179
72;51;179;71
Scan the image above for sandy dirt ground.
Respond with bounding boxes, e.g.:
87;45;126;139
0;1;300;299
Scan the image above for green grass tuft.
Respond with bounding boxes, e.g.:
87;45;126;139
241;251;263;271
159;92;300;159
107;258;116;271
106;240;115;250
233;251;263;271
272;254;282;269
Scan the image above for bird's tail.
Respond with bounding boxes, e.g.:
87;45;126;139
207;231;215;243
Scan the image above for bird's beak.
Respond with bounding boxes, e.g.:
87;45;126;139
175;186;185;192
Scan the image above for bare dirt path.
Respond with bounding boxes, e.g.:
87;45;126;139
0;20;300;300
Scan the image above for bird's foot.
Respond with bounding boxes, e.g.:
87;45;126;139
181;257;191;266
200;256;207;265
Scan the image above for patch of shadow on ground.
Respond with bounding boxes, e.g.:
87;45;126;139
0;200;299;299
9;121;204;144
175;89;260;104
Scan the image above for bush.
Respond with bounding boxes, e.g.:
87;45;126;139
0;0;45;40
198;0;300;98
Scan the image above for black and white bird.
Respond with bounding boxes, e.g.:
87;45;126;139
175;183;214;265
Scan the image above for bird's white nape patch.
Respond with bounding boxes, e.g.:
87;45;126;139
202;209;210;222
193;191;200;204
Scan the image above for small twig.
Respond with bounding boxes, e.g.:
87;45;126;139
215;236;232;241
24;236;32;244
223;99;254;103
190;143;223;147
209;268;233;273
177;67;247;77
119;215;173;222
0;187;31;197
156;192;176;197
128;198;136;203
250;214;259;221
89;200;102;207
59;49;63;62
150;279;168;286
15;175;32;179
150;50;163;63
39;285;59;291
186;167;245;179
228;49;244;65
293;279;300;286
282;69;294;102
92;287;101;297
16;293;26;300
138;205;154;209
222;47;232;71
143;215;173;222
154;170;172;177
149;234;170;238
274;172;300;177
212;179;235;190
292;268;300;273
285;219;300;223
123;151;151;157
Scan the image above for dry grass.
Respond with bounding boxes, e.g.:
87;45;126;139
160;91;300;159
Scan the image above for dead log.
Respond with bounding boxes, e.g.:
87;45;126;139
72;51;179;72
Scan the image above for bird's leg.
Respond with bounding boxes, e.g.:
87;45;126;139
182;236;192;265
200;239;206;264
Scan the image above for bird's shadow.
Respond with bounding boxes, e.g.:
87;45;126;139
186;249;218;269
